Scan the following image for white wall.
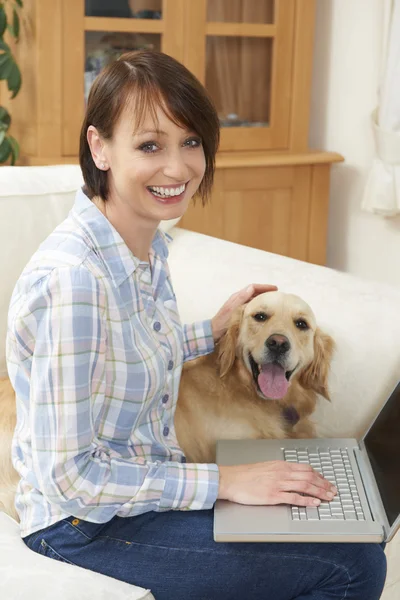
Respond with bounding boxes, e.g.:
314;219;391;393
309;0;400;287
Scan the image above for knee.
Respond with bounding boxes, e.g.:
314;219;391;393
347;544;387;600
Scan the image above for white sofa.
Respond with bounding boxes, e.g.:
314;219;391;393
0;165;399;600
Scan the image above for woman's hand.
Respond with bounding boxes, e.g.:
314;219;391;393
211;283;277;342
218;461;337;507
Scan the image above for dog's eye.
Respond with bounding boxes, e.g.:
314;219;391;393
253;312;268;322
295;319;309;330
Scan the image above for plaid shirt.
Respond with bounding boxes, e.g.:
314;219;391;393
6;189;219;537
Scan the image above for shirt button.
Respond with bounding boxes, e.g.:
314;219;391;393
153;321;161;332
162;393;169;404
163;426;169;437
167;360;174;371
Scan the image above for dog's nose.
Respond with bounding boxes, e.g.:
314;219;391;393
266;334;290;355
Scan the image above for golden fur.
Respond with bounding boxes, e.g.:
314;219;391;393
0;291;334;519
175;292;335;462
0;377;19;520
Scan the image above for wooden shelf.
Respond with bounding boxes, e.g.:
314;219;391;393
205;23;276;37
84;17;164;34
215;150;344;169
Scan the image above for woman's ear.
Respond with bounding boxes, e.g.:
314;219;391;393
299;328;335;401
87;125;108;171
217;306;244;377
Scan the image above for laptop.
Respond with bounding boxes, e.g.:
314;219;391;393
214;380;400;543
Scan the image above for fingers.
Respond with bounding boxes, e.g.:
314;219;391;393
278;492;323;507
235;283;278;305
281;479;336;502
247;283;278;295
277;463;337;504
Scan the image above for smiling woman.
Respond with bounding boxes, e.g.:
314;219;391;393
80;50;219;205
79;51;219;261
6;49;387;600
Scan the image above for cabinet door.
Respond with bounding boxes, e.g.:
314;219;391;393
179;164;313;261
183;0;295;152
62;0;184;156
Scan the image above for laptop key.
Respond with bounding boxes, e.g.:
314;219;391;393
344;511;357;520
306;507;320;520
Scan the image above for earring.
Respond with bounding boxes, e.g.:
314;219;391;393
100;162;105;169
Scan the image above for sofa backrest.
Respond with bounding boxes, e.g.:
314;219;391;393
0;165;85;377
0;164;179;377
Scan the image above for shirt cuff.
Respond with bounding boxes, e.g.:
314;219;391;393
160;462;219;511
182;319;215;362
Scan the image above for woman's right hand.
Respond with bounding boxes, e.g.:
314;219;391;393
218;461;337;506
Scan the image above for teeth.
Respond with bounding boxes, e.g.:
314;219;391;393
149;184;185;197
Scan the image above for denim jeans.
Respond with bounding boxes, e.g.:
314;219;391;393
24;509;387;600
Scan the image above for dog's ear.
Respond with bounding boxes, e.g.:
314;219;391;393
299;328;335;401
217;306;244;378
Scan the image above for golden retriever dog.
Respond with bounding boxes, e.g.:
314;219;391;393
0;291;334;520
175;291;335;463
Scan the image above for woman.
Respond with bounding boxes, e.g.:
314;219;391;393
7;51;386;599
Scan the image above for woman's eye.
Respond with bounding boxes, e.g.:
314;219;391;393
253;312;268;322
138;142;159;153
295;319;309;330
184;137;202;148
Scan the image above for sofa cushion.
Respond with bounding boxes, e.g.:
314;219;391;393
0;165;180;377
0;512;154;600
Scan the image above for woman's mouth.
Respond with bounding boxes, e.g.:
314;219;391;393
147;182;187;204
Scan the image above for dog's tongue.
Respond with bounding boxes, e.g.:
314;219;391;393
258;363;289;399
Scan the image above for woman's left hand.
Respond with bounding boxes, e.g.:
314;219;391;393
211;283;278;342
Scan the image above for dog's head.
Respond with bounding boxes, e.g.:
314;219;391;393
218;291;334;401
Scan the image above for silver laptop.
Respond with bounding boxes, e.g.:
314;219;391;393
214;380;400;543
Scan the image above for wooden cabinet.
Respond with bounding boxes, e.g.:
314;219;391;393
2;0;343;265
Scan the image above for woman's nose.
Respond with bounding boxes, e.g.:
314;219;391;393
163;149;190;181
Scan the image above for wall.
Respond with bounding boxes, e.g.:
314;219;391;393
309;0;400;287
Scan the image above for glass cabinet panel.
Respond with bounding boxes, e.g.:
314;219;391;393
85;31;161;102
85;0;162;19
206;37;272;128
207;0;274;24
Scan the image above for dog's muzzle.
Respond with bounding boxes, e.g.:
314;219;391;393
249;352;297;400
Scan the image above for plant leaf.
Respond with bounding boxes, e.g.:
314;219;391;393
7;61;21;97
0;136;11;163
0;129;5;146
0;5;7;38
12;8;19;39
0;51;10;67
0;53;13;81
15;0;23;8
8;134;19;164
0;39;11;52
0;105;11;130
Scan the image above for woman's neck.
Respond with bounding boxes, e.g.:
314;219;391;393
93;196;157;262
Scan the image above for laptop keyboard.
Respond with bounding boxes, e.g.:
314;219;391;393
283;447;366;521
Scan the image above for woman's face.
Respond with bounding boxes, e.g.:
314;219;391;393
100;102;206;226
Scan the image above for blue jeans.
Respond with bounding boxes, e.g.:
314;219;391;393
24;510;387;600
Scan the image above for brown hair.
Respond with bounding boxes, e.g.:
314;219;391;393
79;50;220;204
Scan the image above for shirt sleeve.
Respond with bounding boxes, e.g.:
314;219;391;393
182;320;215;362
7;266;219;522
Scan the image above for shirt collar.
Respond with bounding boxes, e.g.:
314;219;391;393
71;188;171;287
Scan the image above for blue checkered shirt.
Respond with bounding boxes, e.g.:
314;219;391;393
6;189;219;537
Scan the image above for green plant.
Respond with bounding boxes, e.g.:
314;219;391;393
0;0;23;164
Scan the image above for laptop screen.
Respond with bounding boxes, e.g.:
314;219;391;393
364;381;400;527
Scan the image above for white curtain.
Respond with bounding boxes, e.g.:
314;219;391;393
362;0;400;216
